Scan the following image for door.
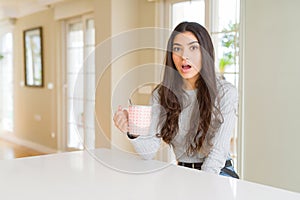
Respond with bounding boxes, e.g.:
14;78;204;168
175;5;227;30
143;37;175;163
64;15;95;151
0;31;13;133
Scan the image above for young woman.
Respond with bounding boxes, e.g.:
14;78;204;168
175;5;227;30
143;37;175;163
113;22;239;178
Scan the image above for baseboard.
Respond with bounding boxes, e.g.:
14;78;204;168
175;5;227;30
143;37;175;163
0;133;57;154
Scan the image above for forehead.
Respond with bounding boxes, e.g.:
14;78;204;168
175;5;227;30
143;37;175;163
173;31;198;44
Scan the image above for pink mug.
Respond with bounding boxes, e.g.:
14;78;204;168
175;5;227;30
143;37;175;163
128;105;152;136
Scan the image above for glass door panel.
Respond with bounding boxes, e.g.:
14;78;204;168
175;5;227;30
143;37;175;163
65;17;95;150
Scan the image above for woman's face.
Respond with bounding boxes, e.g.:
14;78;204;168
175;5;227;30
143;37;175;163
172;31;202;89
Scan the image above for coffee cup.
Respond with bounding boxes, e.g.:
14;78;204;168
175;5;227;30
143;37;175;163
128;105;152;136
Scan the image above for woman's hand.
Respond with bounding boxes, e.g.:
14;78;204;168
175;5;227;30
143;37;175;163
113;106;129;133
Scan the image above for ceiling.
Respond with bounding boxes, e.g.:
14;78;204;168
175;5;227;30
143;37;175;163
0;0;67;20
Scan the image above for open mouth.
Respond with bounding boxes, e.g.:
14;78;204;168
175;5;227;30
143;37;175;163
181;64;192;72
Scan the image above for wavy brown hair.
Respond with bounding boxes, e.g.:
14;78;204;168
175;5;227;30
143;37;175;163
155;22;223;156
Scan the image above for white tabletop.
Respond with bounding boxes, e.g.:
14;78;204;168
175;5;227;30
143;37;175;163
0;148;299;200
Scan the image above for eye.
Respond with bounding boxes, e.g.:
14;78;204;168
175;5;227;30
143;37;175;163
172;46;182;52
190;45;199;51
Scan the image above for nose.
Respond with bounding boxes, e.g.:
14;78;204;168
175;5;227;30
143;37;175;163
182;55;188;60
182;52;189;61
181;49;189;61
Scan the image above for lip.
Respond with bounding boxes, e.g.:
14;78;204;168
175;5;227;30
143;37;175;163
181;65;192;73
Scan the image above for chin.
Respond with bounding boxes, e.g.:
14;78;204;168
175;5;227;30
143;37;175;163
181;74;198;80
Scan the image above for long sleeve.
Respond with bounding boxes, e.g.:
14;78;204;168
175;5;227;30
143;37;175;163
129;90;162;160
201;81;238;174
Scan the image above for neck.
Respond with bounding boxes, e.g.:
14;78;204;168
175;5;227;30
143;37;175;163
183;79;196;90
183;76;198;90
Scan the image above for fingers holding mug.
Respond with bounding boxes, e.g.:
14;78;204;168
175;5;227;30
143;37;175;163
113;106;129;133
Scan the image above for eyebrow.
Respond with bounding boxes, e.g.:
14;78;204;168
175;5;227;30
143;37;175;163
173;41;199;46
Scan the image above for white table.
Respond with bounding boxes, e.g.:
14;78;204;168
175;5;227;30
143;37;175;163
0;148;299;200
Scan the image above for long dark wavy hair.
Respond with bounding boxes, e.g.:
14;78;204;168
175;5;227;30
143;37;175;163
155;22;224;156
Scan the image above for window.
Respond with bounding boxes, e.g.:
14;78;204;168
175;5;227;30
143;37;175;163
64;15;95;150
0;32;13;133
211;0;240;86
171;0;205;28
210;0;240;165
168;0;240;168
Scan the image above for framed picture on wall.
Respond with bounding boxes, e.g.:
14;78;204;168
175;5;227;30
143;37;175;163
23;27;44;87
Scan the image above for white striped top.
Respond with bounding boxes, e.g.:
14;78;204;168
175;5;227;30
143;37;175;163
129;79;238;174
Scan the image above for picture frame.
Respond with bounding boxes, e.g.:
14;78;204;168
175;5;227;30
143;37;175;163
23;27;44;87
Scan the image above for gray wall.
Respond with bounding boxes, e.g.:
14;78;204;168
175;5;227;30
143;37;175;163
243;0;300;192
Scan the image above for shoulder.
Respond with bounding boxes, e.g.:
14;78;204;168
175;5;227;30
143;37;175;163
217;79;237;97
216;79;238;105
150;86;161;104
